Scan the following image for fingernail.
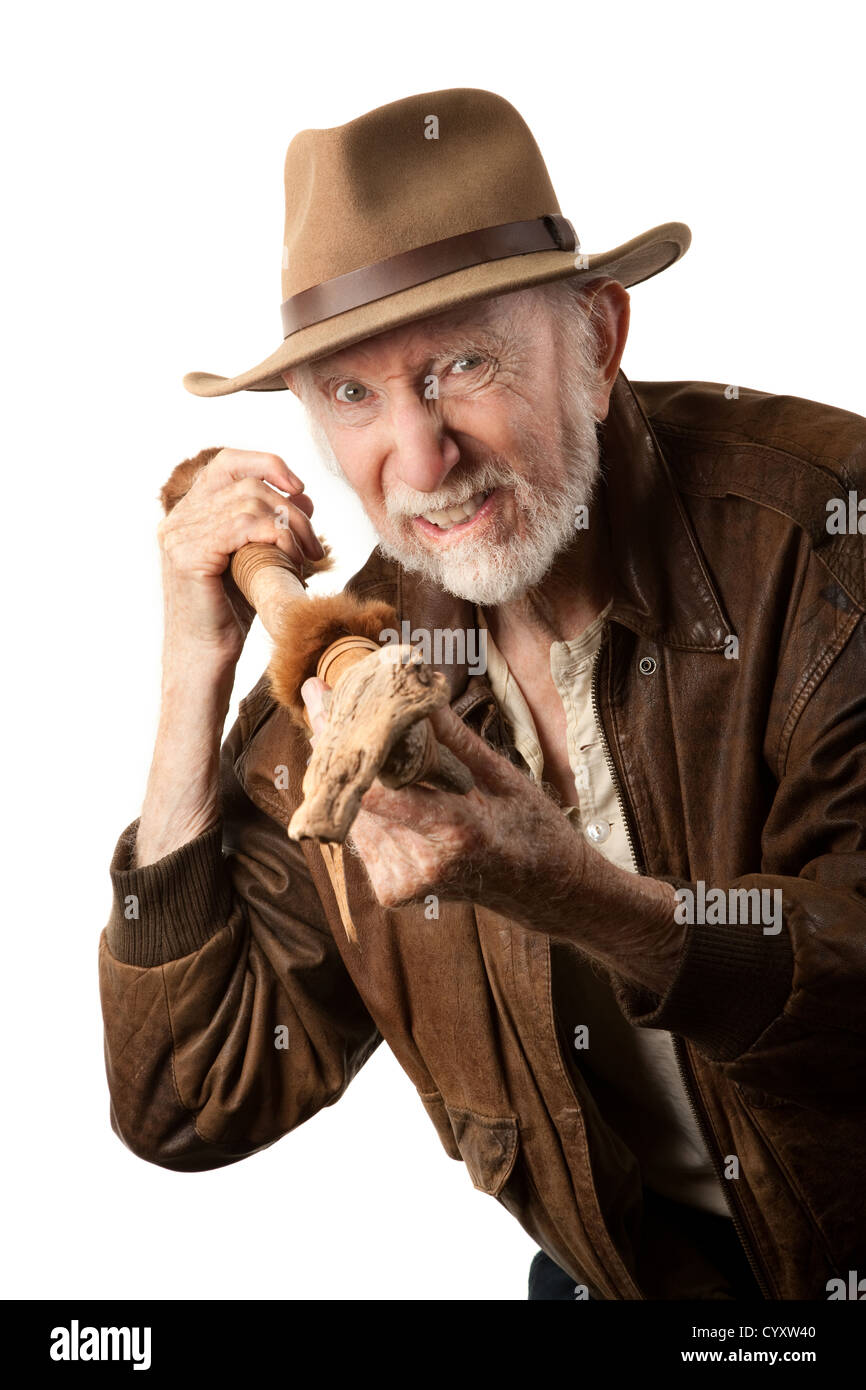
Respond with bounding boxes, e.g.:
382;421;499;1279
301;678;323;717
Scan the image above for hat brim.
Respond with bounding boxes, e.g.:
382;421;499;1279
182;221;690;398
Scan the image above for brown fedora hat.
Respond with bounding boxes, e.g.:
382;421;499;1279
183;88;690;398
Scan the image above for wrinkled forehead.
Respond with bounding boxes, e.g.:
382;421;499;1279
305;290;525;381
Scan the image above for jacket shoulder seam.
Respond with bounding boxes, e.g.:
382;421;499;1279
651;424;866;613
776;608;861;774
648;411;864;481
652;420;858;491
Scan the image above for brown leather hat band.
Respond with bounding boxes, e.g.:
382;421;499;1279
280;214;578;338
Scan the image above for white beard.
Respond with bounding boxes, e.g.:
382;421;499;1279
378;464;598;605
377;375;601;606
302;358;602;607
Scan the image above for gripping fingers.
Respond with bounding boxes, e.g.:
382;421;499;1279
207;448;303;496
232;478;323;560
226;501;307;569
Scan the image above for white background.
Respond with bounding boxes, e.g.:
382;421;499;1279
2;0;863;1301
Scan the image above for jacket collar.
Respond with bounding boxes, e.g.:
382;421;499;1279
346;368;730;705
601;369;729;652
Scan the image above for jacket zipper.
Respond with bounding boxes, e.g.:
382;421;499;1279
590;622;772;1300
589;626;641;874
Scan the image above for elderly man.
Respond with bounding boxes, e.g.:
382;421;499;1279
99;88;866;1301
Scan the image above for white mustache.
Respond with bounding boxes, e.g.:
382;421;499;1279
383;458;528;519
384;459;520;521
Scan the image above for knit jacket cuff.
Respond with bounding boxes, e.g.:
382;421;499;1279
608;876;795;1063
105;817;234;967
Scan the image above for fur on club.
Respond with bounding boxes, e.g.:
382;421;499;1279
159;448;225;514
268;593;399;729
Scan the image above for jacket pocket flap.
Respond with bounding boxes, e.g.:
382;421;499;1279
417;1090;463;1162
445;1105;519;1196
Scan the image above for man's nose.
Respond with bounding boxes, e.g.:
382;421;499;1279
387;394;460;493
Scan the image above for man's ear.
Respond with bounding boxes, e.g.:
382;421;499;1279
583;280;630;422
281;369;297;394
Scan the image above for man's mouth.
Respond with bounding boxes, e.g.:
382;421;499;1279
414;488;496;534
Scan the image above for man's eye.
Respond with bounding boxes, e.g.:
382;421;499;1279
450;355;485;375
335;381;369;403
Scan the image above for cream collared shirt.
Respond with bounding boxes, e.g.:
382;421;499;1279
476;604;731;1220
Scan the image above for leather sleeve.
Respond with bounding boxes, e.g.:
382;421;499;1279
98;696;382;1172
609;614;866;1109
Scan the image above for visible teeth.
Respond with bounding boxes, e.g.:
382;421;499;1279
421;490;489;529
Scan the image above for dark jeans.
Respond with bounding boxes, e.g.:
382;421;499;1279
528;1188;765;1300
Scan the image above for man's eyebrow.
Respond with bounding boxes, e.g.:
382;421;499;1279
307;320;513;381
426;324;511;361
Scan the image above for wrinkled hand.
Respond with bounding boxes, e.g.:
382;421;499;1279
302;674;683;993
158;448;323;664
301;676;586;928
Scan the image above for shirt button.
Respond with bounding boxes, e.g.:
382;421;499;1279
586;821;611;844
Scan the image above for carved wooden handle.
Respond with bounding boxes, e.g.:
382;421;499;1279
316;633;378;686
229;541;307;638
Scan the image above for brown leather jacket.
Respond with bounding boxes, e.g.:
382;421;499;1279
99;370;866;1300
